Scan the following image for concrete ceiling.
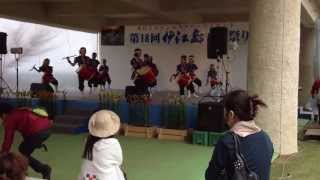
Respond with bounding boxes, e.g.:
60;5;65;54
0;0;318;32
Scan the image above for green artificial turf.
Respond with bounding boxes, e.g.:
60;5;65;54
0;118;319;180
1;131;213;180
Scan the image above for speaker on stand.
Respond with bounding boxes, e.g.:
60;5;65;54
207;27;228;59
207;27;232;95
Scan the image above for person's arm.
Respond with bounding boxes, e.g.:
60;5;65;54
67;57;77;66
1;117;16;153
205;138;229;180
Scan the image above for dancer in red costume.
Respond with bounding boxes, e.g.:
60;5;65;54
170;55;198;97
32;58;58;91
97;59;112;90
67;47;93;92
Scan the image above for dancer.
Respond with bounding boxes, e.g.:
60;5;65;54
206;64;219;88
144;55;159;77
97;59;112;90
67;47;91;92
170;55;198;98
88;52;100;92
0;102;52;180
206;64;223;97
32;58;58;91
130;49;150;95
79;110;126;180
130;50;143;72
187;55;202;93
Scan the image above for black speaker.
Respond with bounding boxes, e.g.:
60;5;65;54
30;83;54;97
207;27;228;59
0;32;7;54
196;101;227;132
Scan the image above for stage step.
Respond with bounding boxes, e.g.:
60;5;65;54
54;115;87;125
52;123;81;134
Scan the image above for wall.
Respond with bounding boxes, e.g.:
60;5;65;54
0;18;97;92
101;23;249;92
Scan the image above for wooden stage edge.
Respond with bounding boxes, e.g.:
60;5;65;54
121;124;191;141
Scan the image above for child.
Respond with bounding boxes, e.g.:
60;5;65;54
78;110;126;180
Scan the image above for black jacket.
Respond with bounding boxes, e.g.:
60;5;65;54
205;131;273;180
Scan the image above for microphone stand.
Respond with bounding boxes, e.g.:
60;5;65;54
0;54;13;96
13;53;21;95
218;55;231;95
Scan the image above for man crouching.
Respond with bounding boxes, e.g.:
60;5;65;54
0;102;52;180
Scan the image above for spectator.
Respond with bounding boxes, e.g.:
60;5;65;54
205;90;273;180
78;110;126;180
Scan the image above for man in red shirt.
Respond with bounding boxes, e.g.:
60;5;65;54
311;79;320;123
0;102;52;180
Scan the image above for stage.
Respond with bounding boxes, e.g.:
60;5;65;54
0;89;221;133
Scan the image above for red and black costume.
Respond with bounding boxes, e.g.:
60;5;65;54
97;63;111;87
88;58;100;89
130;56;149;93
0;104;52;179
172;63;194;96
141;60;158;88
70;55;91;91
38;65;58;87
207;68;219;88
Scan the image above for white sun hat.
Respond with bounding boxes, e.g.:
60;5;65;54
88;110;120;138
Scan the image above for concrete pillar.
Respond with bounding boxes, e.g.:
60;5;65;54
248;0;301;155
299;27;315;106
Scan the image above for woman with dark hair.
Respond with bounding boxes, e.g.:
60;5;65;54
79;110;125;180
205;90;274;180
0;152;28;180
32;58;58;91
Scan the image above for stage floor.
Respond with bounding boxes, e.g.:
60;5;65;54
51;89;215;104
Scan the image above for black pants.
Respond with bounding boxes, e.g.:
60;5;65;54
19;129;50;175
88;78;98;88
193;78;202;87
78;74;84;91
179;83;195;95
